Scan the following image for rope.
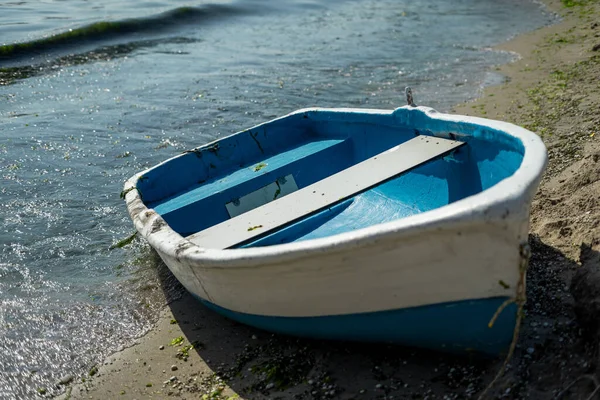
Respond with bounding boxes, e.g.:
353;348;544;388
478;242;531;400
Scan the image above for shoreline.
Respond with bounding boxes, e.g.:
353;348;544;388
59;0;600;398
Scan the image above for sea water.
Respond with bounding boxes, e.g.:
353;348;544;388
0;0;555;397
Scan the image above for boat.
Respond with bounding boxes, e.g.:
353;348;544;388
122;93;547;356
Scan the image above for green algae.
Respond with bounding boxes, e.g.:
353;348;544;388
253;162;267;172
109;232;138;250
0;21;127;59
170;336;184;346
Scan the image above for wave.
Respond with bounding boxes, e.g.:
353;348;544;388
0;37;199;85
0;4;246;62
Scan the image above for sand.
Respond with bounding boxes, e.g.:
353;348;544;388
57;0;600;398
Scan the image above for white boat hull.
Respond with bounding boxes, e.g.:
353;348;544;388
123;106;547;355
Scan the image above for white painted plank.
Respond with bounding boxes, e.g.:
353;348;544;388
225;175;299;218
187;136;464;249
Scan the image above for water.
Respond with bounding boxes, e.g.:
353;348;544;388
0;0;555;397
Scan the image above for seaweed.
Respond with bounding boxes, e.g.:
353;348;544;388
109;232;137;249
170;336;185;346
253;162;267;172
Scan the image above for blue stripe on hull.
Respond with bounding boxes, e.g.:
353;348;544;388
193;296;517;356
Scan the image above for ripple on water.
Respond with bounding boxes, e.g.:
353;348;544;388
0;245;170;398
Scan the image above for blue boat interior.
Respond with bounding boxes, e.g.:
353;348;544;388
138;108;525;248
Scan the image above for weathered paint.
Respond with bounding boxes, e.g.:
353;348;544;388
122;105;547;355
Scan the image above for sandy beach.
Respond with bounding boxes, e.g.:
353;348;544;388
58;0;600;398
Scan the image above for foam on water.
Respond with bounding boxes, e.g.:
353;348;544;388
0;0;556;397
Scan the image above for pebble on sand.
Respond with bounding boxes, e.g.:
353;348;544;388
57;374;73;386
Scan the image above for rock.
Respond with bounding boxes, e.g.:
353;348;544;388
265;382;275;390
57;374;73;385
159;345;165;350
171;365;178;371
570;243;600;338
593;43;600;52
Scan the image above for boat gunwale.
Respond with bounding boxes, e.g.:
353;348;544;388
123;105;548;267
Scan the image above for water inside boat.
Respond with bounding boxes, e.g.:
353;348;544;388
138;109;525;248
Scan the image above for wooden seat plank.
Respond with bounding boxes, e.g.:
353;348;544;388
186;135;464;249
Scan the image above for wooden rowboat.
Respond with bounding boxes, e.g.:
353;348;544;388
122;99;547;355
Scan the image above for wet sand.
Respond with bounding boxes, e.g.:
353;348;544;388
59;0;600;398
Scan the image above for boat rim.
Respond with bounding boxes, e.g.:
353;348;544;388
123;105;548;266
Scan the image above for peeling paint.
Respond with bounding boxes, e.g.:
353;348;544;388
150;218;166;234
175;240;194;259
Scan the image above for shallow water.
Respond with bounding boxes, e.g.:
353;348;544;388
0;0;555;397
